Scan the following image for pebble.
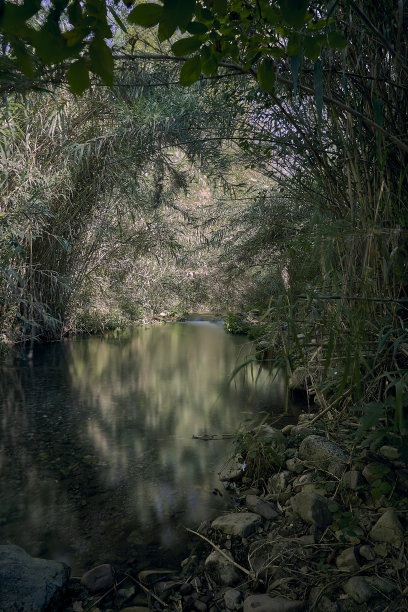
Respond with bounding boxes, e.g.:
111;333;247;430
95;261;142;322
80;564;115;593
243;594;304;612
211;513;262;538
369;508;404;547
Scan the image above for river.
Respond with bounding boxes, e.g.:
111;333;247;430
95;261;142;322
0;317;299;575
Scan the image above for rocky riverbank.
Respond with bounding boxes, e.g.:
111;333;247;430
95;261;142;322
1;413;407;611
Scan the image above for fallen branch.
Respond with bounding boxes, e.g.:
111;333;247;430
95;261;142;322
185;527;254;579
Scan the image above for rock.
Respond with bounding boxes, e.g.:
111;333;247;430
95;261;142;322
291;426;323;437
0;544;70;612
299;435;348;477
194;600;208;612
243;594;304;612
298;413;317;424
267;471;291;494
342;470;365;490
281;425;293;435
343;576;398;603
369;508;404;546
257;425;286;451
248;539;277;577
289;367;310;391
362;462;392;484
286;457;304;473
224;589;242;610
245;495;279;520
343;577;374;604
379;445;400;460
211;513;262;538
119;608;150;612
335;547;360;572
204;550;241;586
290;491;333;529
180;583;194;595
219;456;245;482
359;545;375;561
396;469;408;493
81;564;115;593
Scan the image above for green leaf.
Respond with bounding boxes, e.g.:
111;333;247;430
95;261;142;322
89;37;113;86
108;6;128;33
67;58;90;94
328;31;348;50
128;3;163;27
186;21;208;35
171;36;202;56
200;46;218;75
287;32;301;56
257;58;275;93
280;0;308;28
213;0;228;16
179;55;201;85
304;36;320;62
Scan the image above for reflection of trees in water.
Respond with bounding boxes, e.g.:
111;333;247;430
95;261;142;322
0;324;295;571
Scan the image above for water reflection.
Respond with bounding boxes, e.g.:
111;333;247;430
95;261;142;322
0;321;298;573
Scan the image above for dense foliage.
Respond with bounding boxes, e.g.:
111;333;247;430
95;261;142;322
1;1;407;440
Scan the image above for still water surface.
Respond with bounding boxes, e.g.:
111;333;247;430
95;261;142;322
0;318;298;573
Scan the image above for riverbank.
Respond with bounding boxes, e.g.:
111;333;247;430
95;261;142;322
1;410;407;611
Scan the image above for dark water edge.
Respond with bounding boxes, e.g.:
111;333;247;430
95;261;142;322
0;318;300;575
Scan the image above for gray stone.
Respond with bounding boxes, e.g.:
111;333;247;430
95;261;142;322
365;575;398;595
335;547;360;572
212;513;262;538
369;508;404;546
0;544;70;612
342;470;364;490
286;457;304;473
248;539;277;577
245;495;279;520
204;550;241;586
81;564;115;593
362;462;393;484
267;471;291;494
243;594;304;612
343;576;398;604
343;577;375;604
359;545;375;561
219;456;245;482
281;425;293;435
379;445;400;460
290;491;333;529
299;435;348;477
257;425;286;451
224;589;242;610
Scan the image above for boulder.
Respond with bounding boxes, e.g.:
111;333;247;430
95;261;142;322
369;508;404;546
204;550;241;586
0;544;70;612
299;435;348;477
244;594;304;612
290;491;333;529
212;513;262;538
81;564;115;593
224;588;243;610
245;495;279;520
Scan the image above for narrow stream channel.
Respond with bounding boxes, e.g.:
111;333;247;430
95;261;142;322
0;317;299;574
